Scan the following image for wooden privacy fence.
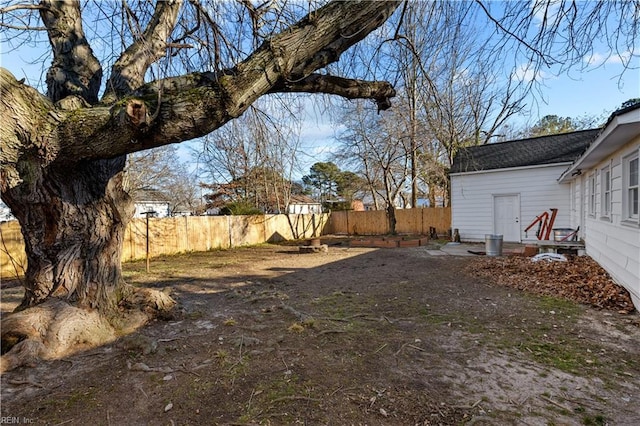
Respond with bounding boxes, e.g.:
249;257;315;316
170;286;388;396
0;208;450;279
0;221;26;280
325;207;451;236
0;214;328;279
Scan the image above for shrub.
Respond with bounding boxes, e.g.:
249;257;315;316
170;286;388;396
219;202;263;215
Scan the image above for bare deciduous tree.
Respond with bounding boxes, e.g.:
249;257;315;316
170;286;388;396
125;145;200;215
333;0;636;208
197;97;304;213
0;0;400;371
336;101;412;233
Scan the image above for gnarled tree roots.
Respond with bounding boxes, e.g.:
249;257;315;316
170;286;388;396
0;286;176;373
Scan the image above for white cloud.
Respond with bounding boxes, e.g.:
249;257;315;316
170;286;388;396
583;52;607;67
300;122;339;142
583;50;633;67
531;0;561;27
512;64;548;83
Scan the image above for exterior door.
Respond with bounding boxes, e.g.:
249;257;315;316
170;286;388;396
493;194;521;242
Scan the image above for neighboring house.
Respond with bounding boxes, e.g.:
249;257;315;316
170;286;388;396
1;191;173;220
557;104;640;309
172;203;194;217
287;194;323;214
0;199;16;222
132;188;171;218
415;197;445;208
355;194;378;211
450;129;600;243
357;191;405;211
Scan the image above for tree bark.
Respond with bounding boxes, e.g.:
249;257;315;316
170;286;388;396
386;203;397;235
2;158;132;311
39;0;103;104
0;67;129;310
0;70;174;370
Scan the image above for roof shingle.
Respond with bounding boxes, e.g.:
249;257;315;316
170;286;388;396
450;129;600;173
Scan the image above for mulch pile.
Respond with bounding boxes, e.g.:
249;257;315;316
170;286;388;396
466;255;636;314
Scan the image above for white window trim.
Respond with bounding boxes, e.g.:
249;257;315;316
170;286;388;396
570;180;576;214
622;150;639;226
600;164;611;220
588;172;597;217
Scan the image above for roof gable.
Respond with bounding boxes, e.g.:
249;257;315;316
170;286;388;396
289;194;320;205
450;129;600;173
559;104;640;182
133;188;170;203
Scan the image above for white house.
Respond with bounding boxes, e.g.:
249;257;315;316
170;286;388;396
0;199;16;222
450;129;599;243
287;194;323;215
0;191;172;221
557;104;640;309
132;188;171;218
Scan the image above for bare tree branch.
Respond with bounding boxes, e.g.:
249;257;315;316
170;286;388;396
103;0;182;103
1;1;402;173
0;2;45;13
0;3;47;31
270;73;395;111
474;0;552;67
39;0;102;103
50;71;395;162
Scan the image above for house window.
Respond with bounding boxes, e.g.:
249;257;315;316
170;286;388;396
588;173;596;216
623;152;639;222
601;165;611;219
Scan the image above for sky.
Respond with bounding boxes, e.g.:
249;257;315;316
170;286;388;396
514;57;639;124
4;50;635;181
292;58;639;175
1;3;638;180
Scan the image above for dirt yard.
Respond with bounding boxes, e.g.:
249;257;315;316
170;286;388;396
1;239;639;425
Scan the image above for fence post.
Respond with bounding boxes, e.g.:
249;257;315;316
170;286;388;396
143;211;155;273
184;215;189;252
346;210;350;235
312;214;316;238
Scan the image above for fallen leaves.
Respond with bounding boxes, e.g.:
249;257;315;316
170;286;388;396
466;255;635;314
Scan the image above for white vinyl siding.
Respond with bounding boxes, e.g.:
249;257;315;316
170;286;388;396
451;164;572;242
575;138;640;310
287;203;323;214
133;201;171;218
568;178;584;235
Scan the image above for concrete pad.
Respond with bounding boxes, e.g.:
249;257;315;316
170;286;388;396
425;250;448;256
439;243;483;256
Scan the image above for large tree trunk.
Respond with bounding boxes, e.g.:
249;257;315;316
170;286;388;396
3;158;131;311
0;154;175;372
